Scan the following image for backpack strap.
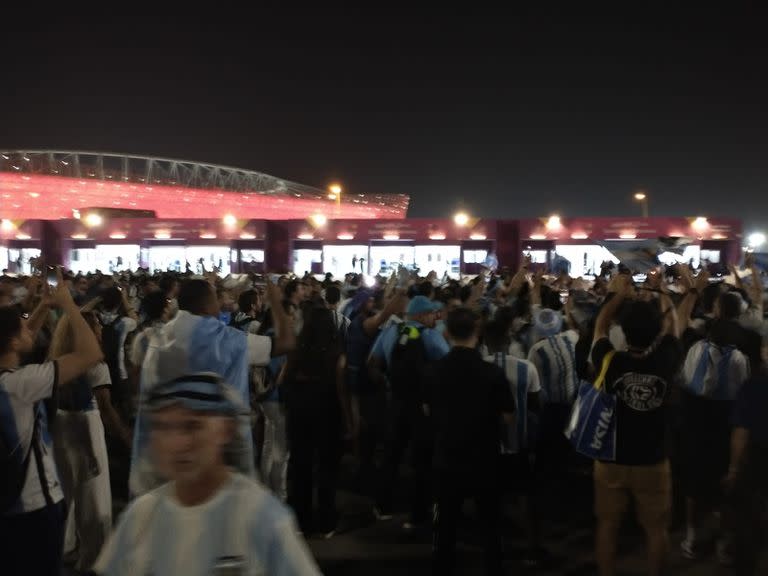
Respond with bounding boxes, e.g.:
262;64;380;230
30;403;55;508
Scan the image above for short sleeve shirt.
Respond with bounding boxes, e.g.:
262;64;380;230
0;362;65;514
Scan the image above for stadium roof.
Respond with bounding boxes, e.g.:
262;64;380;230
0;150;409;220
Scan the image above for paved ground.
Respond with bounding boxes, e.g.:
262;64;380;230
303;459;764;575
82;456;764;575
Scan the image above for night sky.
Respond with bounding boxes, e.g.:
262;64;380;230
1;4;766;233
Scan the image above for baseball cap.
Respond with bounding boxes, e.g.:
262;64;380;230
407;295;441;316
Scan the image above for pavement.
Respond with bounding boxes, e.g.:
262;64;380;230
303;459;764;576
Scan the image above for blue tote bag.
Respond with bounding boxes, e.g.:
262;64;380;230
564;350;617;461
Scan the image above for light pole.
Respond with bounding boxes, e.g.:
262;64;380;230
633;192;649;218
454;211;470;278
329;183;342;216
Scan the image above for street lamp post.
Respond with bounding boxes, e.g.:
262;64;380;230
633;192;649;218
329;184;342;216
454;211;470;278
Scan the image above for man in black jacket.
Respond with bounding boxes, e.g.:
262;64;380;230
425;307;515;576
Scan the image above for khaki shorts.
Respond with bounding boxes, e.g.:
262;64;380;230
594;460;671;531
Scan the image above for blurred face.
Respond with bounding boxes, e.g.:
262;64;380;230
151;405;232;484
77;279;88;293
415;311;437;329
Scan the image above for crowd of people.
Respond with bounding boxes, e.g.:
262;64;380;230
1;257;767;575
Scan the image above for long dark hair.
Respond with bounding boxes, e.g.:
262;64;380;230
286;300;341;383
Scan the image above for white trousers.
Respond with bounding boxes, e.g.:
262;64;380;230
53;409;112;572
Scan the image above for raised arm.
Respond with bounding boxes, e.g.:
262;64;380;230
120;286;139;322
26;281;54;341
593;274;632;344
51;268;104;385
676;268;709;332
363;291;406;337
267;281;295;357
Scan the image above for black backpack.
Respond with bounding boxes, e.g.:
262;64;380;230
388;324;428;405
0;370;34;513
100;316;123;385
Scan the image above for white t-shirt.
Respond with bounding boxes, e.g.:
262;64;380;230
58;361;111;412
95;473;321;576
0;362;65;514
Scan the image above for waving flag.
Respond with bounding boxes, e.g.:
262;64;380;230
598;237;694;273
130;311;255;496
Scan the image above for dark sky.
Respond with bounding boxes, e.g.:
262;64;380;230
2;4;767;232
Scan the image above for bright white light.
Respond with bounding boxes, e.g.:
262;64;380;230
454;212;469;227
692;217;709;233
72;209;81;220
154;231;171;239
429;233;446;241
28;192;39;198
329;184;342;196
15;233;31;240
634;192;647;201
71;233;88;240
362;274;377;288
571;233;588;240
748;232;766;249
310;214;327;227
239;233;256;240
470;233;487;240
337;233;354;240
222;214;237;227
530;234;547;240
109;233;126;240
383;233;400;241
619;232;637;239
84;213;103;227
1;219;14;232
297;233;314;240
546;215;561;230
200;233;217;239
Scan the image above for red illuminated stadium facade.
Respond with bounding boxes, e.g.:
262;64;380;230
0;151;408;220
0;150;744;276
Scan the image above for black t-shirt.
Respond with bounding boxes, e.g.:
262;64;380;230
426;347;515;471
592;335;683;466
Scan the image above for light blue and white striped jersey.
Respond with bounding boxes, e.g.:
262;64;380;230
527;330;580;405
130;311;272;496
0;362;64;515
95;473;321;576
682;340;749;400
484;353;541;454
99;312;138;381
